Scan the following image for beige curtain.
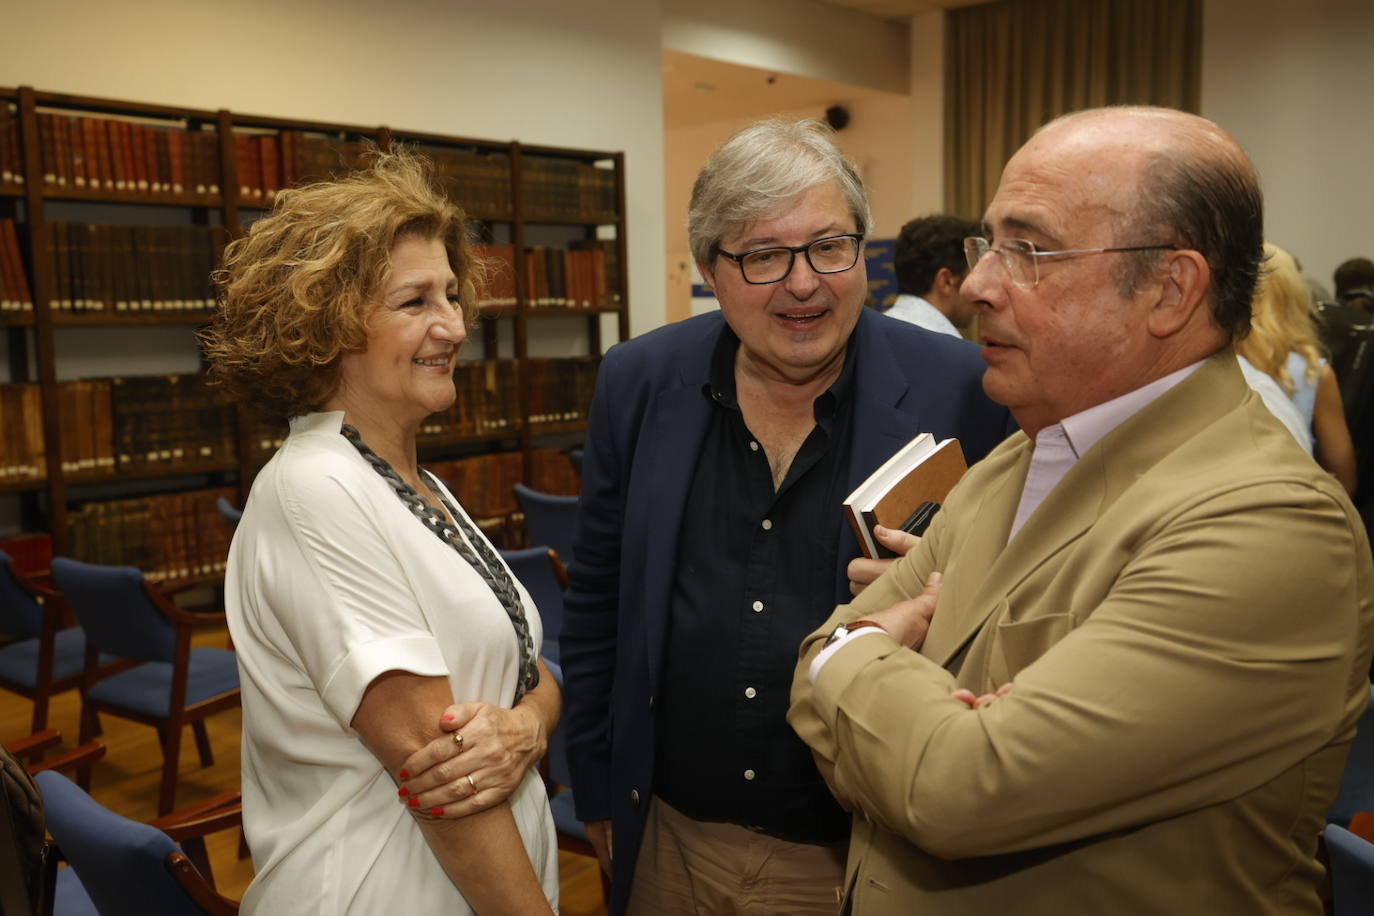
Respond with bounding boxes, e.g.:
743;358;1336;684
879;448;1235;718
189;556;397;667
944;0;1201;219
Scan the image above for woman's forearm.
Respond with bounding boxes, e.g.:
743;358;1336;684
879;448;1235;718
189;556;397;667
352;671;553;911
417;804;553;915
511;658;561;760
1312;365;1358;495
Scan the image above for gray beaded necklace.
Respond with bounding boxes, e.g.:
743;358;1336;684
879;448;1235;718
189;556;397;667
340;423;539;700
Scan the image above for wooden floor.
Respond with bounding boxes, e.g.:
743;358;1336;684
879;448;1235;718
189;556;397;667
0;624;608;915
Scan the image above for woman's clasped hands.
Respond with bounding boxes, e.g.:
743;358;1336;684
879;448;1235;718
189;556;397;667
395;701;549;819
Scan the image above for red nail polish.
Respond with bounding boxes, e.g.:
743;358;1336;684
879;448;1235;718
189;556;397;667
441;714;455;722
398;770;409;779
431;807;444;816
398;786;410;798
407;798;420;808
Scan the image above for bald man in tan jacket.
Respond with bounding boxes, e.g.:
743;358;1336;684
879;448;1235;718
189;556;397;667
790;107;1374;915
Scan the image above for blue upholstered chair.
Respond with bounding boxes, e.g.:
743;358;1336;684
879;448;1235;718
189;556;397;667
1330;684;1374;828
0;549;106;734
1326;822;1374;916
0;731;106;915
501;547;568;662
568;448;584;476
36;770;241;916
512;483;578;567
541;657;608;904
50;558;240;815
214;497;242;529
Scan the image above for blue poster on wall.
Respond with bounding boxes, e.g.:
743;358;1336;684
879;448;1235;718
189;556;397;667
864;237;898;311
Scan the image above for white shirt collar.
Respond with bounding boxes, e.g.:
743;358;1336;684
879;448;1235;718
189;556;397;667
1058;358;1206;459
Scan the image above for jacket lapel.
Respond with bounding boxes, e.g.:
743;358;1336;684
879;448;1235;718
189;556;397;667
837;311;920;598
638;363;714;690
941;447;1107;666
928;349;1249;668
922;439;1028;666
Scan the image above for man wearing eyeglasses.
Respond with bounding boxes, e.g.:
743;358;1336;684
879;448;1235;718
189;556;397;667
560;119;1014;915
789;106;1374;914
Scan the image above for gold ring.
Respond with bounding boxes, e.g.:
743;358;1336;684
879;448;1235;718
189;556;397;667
466;774;477;795
452;732;464;748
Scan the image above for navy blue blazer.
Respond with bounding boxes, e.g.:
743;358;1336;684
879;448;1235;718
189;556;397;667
560;308;1014;913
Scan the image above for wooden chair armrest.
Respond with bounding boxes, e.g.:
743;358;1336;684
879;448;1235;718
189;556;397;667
144;580;229;628
28;741;106;774
183;610;230;628
548;549;569;589
153;789;240;823
14;568;60;602
5;729;61;757
167;852;239;915
153;792;242;841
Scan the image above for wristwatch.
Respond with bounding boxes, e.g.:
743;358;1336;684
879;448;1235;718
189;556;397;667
823;619;886;647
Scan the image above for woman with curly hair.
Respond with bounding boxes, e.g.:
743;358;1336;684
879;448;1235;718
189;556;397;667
1238;243;1357;495
202;150;558;914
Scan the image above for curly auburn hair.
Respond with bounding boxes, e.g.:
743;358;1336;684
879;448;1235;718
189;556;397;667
200;148;481;420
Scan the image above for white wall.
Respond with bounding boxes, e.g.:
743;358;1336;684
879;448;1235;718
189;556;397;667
663;0;908;93
1201;0;1374;291
0;0;666;338
907;10;945;215
659;0;918;322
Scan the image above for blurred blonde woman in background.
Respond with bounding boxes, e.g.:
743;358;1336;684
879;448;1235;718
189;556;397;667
1239;243;1358;494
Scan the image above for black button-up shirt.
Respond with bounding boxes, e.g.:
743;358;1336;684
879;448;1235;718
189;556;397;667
654;326;856;844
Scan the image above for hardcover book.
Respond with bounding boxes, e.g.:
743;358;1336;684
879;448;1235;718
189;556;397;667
843;434;967;559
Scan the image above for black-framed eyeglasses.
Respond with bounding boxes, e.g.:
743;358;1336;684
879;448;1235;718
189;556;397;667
716;233;865;285
964;237;1177;289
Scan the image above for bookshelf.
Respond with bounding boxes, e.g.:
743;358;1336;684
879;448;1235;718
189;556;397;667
0;85;626;575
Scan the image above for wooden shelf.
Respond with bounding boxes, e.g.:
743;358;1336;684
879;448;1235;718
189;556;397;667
149;569;227;593
528;420;588;437
64;458;238;487
41;185;223;208
418;427;524;449
520;214;620;227
525;305;622;317
49;310;213;326
466;209;515;223
2;83;628;558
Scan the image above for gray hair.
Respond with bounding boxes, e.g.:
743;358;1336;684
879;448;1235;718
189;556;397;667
688;119;872;266
1122;141;1263;342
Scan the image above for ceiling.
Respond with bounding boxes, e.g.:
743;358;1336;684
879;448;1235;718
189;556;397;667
662;49;896;129
663;1;991;127
815;0;988;20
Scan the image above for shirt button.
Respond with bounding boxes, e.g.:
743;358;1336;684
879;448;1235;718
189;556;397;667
752;600;764;613
761;519;773;531
749;440;759;451
744;686;757;699
631;789;641;805
743;769;756;781
648;694;654;710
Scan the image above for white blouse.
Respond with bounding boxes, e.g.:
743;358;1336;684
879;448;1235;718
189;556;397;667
227;411;556;914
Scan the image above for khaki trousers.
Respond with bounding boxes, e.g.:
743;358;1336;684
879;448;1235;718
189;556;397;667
626;796;846;916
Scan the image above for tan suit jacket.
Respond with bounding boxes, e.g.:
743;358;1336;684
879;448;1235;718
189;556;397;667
789;351;1374;914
